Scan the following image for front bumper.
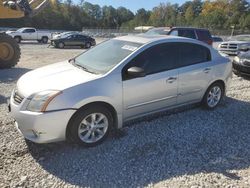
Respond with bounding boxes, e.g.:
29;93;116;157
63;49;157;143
9;94;76;144
232;61;250;76
218;49;238;56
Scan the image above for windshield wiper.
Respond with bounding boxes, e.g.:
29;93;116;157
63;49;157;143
68;58;98;74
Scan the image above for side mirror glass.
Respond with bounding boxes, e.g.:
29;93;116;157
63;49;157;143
127;66;146;78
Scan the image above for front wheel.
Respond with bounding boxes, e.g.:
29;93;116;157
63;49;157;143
202;83;224;109
85;42;91;49
68;106;113;147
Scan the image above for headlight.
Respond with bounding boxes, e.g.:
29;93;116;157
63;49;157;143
234;56;240;63
27;90;62;112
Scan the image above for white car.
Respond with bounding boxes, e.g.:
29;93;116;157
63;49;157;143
6;27;51;43
218;35;250;55
9;35;232;146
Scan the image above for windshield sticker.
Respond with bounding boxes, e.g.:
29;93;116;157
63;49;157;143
122;45;138;51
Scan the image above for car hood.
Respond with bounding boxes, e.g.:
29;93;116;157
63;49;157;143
239;51;250;60
17;61;101;97
221;41;250;45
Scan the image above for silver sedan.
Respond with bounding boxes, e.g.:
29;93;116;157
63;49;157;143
9;35;232;146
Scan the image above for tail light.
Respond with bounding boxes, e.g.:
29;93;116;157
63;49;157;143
207;39;213;46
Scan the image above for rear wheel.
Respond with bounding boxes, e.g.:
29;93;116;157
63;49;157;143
0;34;20;69
41;37;48;44
57;42;64;49
68;105;113;147
202;82;224;109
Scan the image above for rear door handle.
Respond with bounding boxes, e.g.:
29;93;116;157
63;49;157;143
167;77;177;83
203;68;211;73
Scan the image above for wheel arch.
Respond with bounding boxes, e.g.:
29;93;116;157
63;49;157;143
66;101;118;141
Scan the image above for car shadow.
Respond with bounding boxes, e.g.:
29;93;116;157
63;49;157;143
0;67;31;84
26;97;250;187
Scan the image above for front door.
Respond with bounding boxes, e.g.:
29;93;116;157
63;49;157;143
122;42;179;120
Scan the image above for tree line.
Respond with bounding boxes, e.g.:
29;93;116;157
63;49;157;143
1;0;249;31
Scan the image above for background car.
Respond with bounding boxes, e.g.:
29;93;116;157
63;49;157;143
218;35;250;56
6;27;51;43
212;35;223;49
145;27;213;45
233;51;250;77
9;35;231;146
50;33;96;48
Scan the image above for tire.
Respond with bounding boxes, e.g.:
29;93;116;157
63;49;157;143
68;105;113;147
202;82;224;109
0;33;20;69
41;37;48;44
85;42;91;49
57;42;64;49
14;36;21;43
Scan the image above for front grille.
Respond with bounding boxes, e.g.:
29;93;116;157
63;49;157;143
13;91;24;105
220;43;228;49
220;43;238;49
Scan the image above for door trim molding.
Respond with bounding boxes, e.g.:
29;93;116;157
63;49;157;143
126;95;177;110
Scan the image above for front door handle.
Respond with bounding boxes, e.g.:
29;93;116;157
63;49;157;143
203;68;211;73
167;77;177;83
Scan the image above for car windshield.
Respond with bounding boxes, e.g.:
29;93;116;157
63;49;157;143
231;35;250;42
16;28;25;32
74;39;142;74
145;28;170;35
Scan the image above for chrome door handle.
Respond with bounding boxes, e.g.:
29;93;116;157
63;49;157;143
167;77;177;83
203;68;211;73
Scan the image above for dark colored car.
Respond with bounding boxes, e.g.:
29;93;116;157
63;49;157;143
168;27;213;45
233;51;250;77
51;34;96;49
212;36;223;42
145;27;213;45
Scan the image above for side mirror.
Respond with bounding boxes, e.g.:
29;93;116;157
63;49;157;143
127;66;146;78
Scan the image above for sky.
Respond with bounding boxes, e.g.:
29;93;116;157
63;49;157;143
85;0;186;12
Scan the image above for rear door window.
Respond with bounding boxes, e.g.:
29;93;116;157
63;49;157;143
178;42;211;67
178;29;196;39
196;30;212;41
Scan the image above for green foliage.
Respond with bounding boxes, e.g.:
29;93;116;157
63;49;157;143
0;0;249;31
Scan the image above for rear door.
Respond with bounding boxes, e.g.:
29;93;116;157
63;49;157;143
176;42;213;104
122;43;179;120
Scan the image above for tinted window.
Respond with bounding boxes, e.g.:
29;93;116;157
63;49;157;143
23;29;35;33
178;29;196;39
179;43;211;67
196;30;212;41
125;43;178;78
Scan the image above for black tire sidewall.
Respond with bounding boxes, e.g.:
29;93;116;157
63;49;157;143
58;42;64;48
202;83;224;109
42;37;48;44
0;34;20;69
14;36;21;43
68;106;113;147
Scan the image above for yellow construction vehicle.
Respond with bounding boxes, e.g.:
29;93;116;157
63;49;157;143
0;0;49;68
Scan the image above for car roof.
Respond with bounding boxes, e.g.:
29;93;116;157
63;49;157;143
171;27;209;31
114;34;206;45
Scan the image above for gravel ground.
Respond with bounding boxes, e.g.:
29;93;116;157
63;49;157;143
0;42;250;188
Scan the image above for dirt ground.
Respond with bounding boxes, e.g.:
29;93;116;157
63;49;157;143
1;40;250;188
